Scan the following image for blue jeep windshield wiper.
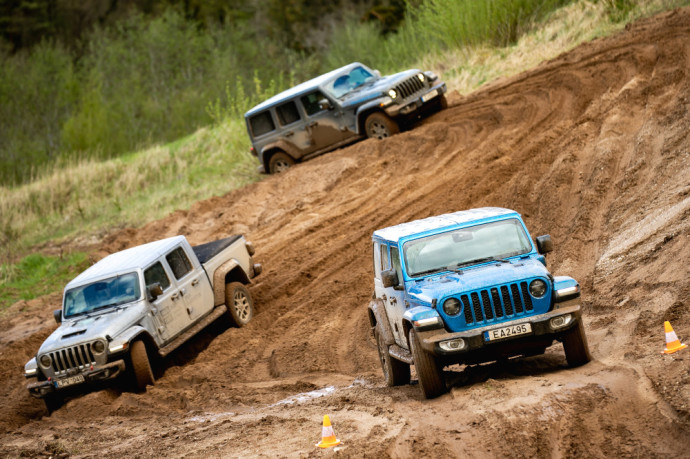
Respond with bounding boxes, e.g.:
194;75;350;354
448;257;510;271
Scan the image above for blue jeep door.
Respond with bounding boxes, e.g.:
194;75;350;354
374;242;407;347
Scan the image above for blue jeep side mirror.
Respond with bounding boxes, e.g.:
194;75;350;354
536;235;553;254
381;269;399;288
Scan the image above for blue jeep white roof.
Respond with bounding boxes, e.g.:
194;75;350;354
373;207;519;243
244;63;365;117
65;236;187;289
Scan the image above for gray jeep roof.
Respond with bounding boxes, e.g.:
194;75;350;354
373;207;518;243
65;236;187;290
244;63;365;117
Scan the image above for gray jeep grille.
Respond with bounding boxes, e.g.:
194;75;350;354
393;76;426;100
461;281;534;324
49;344;96;374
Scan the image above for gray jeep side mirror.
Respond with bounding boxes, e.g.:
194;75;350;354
318;98;333;111
381;269;399;288
536;235;553;254
53;309;62;324
147;283;163;301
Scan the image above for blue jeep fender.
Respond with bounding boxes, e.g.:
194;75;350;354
368;299;396;345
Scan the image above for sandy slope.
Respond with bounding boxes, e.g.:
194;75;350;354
1;6;689;458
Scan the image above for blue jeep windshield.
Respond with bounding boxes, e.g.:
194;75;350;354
64;272;142;318
403;219;532;277
326;66;377;98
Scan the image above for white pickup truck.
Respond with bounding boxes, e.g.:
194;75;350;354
24;234;262;411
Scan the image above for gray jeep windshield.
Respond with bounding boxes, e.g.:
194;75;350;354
64;272;142;318
326;66;377;98
403;219;532;277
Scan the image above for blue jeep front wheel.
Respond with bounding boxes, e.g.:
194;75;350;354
409;329;446;399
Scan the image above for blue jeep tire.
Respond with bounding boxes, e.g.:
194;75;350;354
563;320;592;367
409;329;446;399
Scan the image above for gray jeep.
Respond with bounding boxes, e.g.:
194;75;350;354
244;62;447;174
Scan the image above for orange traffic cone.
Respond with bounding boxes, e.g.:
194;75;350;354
662;321;688;354
315;415;341;448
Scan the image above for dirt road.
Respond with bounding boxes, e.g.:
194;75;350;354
2;7;689;458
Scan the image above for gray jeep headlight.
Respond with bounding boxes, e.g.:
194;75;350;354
417;73;425;82
388;89;397;99
443;298;461;316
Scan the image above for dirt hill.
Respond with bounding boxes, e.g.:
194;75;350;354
1;6;689;458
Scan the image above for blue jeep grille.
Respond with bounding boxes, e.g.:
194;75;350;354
461;281;535;324
394;76;426;100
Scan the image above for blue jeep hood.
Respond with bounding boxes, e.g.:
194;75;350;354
407;257;550;304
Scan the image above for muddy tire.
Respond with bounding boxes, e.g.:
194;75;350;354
225;282;254;327
375;324;410;387
562;321;592;367
438;94;448;110
268;151;295;174
409;329;445;399
44;393;63;413
365;112;400;139
130;340;154;392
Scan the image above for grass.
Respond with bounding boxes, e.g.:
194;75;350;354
0;251;90;310
0;0;687;310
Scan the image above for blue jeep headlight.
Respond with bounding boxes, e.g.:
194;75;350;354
529;279;548;298
443;298;461;316
388;89;397;99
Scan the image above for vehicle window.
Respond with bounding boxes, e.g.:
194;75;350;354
403;219;532;277
390;246;403;282
301;91;327;116
276;100;301;125
325;66;376;98
166;247;193;280
144;262;171;291
64;272;141;318
380;244;390;271
249;111;275;137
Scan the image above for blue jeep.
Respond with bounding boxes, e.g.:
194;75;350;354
368;207;591;398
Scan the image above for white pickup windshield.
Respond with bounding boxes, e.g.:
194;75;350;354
403;219;532;277
64;272;141;318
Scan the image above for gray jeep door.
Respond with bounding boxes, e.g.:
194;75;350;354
144;261;187;342
299;91;356;152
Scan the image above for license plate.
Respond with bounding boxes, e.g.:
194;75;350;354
54;374;85;388
422;90;439;102
484;323;532;341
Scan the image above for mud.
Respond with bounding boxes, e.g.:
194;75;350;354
2;7;690;458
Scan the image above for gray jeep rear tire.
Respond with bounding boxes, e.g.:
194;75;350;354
268;151;295;174
225;282;254;327
409;329;446;399
562;321;592;367
365;112;400;139
375;324;411;387
130;339;154;392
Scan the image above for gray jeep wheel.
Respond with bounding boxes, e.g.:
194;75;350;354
375;324;411;387
130;339;154;392
365;112;400;139
409;329;446;399
268;151;295;174
562;321;592;367
43;393;63;413
225;282;254;327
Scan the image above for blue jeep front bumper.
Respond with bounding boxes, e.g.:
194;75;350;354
417;304;583;360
